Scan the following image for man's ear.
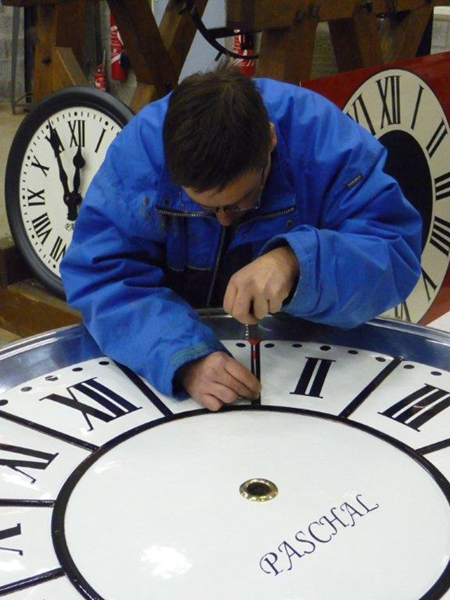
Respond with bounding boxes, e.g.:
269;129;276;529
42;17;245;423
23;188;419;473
269;122;278;151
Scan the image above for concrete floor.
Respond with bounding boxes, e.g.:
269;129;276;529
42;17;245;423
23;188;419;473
0;103;25;347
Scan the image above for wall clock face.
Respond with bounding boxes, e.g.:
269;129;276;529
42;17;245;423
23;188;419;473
0;314;449;599
343;68;450;324
5;87;134;298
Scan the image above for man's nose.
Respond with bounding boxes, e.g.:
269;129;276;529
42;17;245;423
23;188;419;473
215;211;235;227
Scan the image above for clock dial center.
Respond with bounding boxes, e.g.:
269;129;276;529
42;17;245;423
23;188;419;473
55;410;450;600
239;478;278;502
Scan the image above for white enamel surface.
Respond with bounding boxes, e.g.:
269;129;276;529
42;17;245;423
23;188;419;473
260;340;392;414
348;359;450;449
427;446;450;480
4;576;81;598
65;411;450;600
0;508;59;590
344;68;450;323
0;419;89;499
0;358;179;446
19;107;122;275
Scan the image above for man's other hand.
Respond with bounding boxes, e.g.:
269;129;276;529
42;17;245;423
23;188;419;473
178;351;261;411
223;245;299;324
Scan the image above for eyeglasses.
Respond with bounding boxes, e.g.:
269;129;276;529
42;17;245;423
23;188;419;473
190;161;268;215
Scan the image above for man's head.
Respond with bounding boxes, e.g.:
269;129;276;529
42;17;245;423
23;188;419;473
163;63;277;226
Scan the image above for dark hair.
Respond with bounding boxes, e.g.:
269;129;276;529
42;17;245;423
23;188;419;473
163;62;271;193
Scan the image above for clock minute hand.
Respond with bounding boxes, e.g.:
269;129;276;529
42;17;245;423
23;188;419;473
47;121;70;199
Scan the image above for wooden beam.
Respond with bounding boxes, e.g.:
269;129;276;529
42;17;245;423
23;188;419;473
130;83;158;113
380;5;434;62
107;0;177;97
160;0;209;78
0;239;32;287
33;4;56;103
130;0;210;111
0;281;80;338
52;45;88;88
54;0;86;66
257;14;319;83
330;11;384;71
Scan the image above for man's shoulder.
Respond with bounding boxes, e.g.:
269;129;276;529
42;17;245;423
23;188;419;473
255;77;334;121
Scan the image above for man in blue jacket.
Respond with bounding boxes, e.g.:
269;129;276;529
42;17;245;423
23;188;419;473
61;64;422;411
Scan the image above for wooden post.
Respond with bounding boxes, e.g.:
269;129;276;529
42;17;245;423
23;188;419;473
329;10;384;71
32;0;88;104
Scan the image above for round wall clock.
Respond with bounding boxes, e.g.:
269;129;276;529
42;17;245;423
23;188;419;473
342;68;450;324
5;87;134;298
0;313;449;599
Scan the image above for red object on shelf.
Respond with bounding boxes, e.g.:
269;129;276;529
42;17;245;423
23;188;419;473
110;13;128;82
232;31;256;77
94;58;107;91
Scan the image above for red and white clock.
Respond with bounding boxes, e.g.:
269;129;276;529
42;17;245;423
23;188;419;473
303;52;450;325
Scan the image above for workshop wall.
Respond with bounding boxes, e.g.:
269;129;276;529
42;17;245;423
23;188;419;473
0;5;24;103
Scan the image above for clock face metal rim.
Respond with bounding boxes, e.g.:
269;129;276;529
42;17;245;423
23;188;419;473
50;406;450;600
1;315;450;598
5;86;134;298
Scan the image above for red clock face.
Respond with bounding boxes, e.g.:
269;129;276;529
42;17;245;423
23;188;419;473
302;52;450;326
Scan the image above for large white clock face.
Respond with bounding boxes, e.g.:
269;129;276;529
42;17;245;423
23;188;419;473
0;316;449;599
5;87;133;297
343;68;450;323
19;108;122;276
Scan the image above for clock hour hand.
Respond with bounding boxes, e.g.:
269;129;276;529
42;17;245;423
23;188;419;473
72;144;86;197
65;145;86;222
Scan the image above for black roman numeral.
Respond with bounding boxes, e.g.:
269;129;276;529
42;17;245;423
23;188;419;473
345;94;376;135
427;120;448;158
27;189;45;207
411;85;424;130
0;443;58;484
69;120;86;147
291;357;335;398
95;129;107;154
435;172;450;201
30;157;49;177
394;301;411;322
49;236;66;263
40;378;141;431
430;217;450;256
0;524;22;556
31;213;52;245
376;75;401;129
381;384;450;431
422;268;438;302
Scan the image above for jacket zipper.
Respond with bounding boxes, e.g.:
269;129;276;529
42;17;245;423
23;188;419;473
236;206;295;231
206;226;226;308
156;207;215;219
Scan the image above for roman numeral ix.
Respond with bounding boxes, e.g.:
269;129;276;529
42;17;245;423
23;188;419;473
40;377;141;431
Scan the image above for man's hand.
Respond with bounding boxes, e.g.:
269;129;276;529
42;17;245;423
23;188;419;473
223;246;299;324
178;351;261;411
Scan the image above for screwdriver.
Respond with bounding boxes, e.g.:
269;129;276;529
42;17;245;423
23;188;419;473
245;323;261;404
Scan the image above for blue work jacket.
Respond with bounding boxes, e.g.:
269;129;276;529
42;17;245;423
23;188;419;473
61;78;422;397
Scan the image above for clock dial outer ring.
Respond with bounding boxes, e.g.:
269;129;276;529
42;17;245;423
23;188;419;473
51;406;450;600
5;86;134;298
